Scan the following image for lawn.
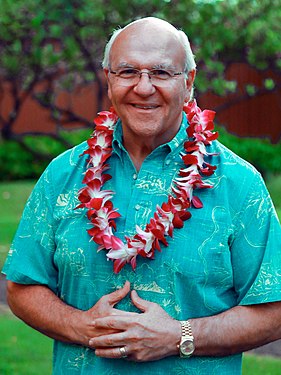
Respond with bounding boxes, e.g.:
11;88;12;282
0;314;52;375
0;180;35;269
266;173;281;219
0;177;281;374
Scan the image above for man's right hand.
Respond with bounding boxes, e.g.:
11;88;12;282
70;281;138;346
7;280;136;347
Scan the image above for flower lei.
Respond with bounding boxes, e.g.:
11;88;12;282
76;100;218;273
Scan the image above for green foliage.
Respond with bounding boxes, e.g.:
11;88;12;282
0;0;280;172
0;139;48;180
0;0;280;95
217;126;281;175
0;129;90;181
0;126;280;181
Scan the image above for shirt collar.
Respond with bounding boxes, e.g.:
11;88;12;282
112;119;125;159
112;112;189;158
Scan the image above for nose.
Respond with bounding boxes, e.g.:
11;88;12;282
133;73;156;97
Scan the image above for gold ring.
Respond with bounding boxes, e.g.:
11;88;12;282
119;346;128;358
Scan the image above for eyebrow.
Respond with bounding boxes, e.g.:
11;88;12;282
113;62;178;70
115;62;136;69
152;63;177;71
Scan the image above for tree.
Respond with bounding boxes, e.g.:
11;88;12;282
0;0;280;178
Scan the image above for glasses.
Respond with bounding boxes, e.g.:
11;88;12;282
109;68;185;87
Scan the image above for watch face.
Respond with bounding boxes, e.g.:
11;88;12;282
181;339;195;356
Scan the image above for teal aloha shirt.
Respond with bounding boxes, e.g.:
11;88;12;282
3;113;281;374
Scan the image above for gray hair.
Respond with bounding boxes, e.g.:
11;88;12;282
102;23;196;73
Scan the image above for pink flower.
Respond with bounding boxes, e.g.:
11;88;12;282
94;109;118;131
161;197;191;227
87;130;112;149
76;179;113;210
107;240;138;273
184;100;216;132
83;145;112;168
82;165;111;185
135;225;157;254
184;100;218;145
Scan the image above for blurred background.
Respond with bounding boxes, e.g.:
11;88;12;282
0;0;281;373
0;0;281;181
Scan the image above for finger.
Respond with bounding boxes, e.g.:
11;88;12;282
106;281;131;307
95;346;129;359
131;290;152;312
94;315;129;331
89;331;126;348
111;308;139;317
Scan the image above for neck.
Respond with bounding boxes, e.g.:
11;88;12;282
122;125;181;171
125;141;153;171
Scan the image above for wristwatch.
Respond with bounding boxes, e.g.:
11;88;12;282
178;320;195;358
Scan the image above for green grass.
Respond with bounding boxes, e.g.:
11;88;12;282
0;180;34;269
243;354;281;374
266;173;281;219
0;314;52;374
0;180;34;242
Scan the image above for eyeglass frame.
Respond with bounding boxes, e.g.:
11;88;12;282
108;66;187;86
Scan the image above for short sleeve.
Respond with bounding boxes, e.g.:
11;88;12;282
231;173;281;305
2;165;58;293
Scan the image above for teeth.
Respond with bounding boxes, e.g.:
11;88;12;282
134;105;157;109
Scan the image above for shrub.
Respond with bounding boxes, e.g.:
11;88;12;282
217;126;281;176
0;127;280;181
0;128;91;181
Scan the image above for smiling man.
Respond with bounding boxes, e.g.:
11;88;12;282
103;19;195;171
3;17;281;375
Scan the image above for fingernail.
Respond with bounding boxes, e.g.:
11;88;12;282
89;339;94;346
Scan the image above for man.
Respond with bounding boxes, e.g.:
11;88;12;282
3;17;281;375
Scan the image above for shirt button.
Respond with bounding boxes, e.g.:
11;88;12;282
165;159;171;165
133;173;138;180
135;204;141;211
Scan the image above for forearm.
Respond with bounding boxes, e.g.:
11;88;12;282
191;302;281;356
7;281;87;345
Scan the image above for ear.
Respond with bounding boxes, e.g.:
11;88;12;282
104;68;112;101
184;69;196;102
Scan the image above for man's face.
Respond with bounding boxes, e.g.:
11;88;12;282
105;23;195;147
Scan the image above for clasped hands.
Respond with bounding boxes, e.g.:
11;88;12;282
83;281;181;362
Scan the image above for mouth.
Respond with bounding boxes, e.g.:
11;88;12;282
131;104;160;110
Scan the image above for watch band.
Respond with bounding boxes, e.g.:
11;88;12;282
180;320;193;337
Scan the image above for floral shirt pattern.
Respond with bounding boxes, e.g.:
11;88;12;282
3;114;281;374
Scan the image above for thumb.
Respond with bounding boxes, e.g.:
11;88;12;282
107;281;130;306
131;290;152;312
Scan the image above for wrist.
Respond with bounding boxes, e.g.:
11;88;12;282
177;319;195;358
68;309;89;346
172;319;183;356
